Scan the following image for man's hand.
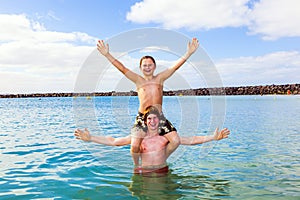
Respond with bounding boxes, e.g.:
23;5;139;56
97;40;109;56
74;128;91;142
214;128;230;141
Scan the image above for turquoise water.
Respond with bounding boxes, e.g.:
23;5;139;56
0;95;299;199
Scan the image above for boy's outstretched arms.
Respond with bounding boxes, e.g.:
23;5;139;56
180;128;230;145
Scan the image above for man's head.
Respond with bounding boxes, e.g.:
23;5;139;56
143;106;160;130
139;56;156;76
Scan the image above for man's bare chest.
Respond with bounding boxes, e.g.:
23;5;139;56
141;136;168;152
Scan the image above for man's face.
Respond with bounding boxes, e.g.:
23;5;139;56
146;113;159;131
140;58;156;76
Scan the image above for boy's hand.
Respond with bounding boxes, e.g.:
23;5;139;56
187;38;199;55
214;128;230;141
74;128;91;142
97;40;109;56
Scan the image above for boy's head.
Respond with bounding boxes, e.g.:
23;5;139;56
139;55;156;76
139;55;156;68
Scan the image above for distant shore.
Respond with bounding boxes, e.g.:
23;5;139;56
1;83;299;98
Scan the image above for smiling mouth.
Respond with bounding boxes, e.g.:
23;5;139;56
149;123;157;128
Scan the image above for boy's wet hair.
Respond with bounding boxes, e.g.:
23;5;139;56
139;55;156;67
143;105;160;123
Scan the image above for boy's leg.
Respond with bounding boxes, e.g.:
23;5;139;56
159;113;180;158
163;130;180;158
131;111;147;166
130;127;146;166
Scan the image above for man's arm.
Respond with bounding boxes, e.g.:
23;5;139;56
180;128;230;145
97;40;141;83
74;128;131;146
163;131;181;159
158;38;199;81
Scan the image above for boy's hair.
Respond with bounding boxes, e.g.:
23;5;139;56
143;105;160;124
139;55;156;67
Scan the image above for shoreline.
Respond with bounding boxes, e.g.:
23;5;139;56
1;83;299;98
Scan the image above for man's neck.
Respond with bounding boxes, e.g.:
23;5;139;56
147;129;159;137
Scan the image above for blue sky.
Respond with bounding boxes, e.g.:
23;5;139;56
0;0;299;94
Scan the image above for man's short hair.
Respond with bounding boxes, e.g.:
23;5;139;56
143;105;160;123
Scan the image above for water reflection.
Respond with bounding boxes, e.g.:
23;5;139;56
128;170;230;199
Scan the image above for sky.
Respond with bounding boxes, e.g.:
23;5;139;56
0;0;300;94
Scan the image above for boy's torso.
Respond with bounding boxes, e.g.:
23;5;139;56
137;77;163;112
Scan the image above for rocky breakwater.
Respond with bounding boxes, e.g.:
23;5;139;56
164;84;300;96
0;84;299;98
224;84;299;95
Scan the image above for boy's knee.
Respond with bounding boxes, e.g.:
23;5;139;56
173;137;180;149
168;131;180;148
171;131;180;142
130;145;140;154
174;133;180;145
131;136;143;154
131;127;146;138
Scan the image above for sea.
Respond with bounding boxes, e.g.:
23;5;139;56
0;95;299;199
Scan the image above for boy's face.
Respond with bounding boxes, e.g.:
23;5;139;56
140;58;156;76
146;113;159;131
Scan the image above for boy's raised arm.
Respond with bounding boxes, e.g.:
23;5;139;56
158;38;199;81
97;40;141;83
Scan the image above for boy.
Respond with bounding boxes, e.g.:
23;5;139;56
97;38;199;167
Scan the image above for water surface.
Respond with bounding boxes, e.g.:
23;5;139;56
0;95;299;199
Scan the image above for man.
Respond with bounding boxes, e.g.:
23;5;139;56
97;38;199;166
74;106;230;174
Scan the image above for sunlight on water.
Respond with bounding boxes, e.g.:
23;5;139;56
0;96;299;199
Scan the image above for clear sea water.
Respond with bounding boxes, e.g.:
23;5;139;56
0;95;299;199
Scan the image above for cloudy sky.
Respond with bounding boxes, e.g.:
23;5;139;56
0;0;299;94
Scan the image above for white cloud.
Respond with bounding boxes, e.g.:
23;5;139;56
248;0;300;40
126;0;250;30
126;0;300;40
139;46;171;53
216;51;300;86
0;14;96;94
0;14;96;43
